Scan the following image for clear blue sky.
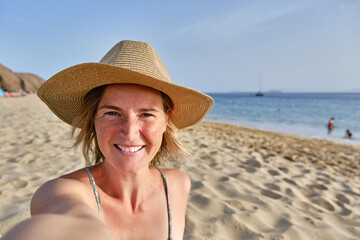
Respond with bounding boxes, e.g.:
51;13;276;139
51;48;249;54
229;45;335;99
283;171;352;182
1;0;359;92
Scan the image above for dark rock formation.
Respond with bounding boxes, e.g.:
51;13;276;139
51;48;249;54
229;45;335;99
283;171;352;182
0;64;21;92
0;63;44;93
16;73;45;93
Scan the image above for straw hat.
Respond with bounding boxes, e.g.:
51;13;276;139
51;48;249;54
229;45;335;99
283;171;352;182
37;40;214;129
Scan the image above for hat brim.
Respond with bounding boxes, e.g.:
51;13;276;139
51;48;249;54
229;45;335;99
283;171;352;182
37;63;214;129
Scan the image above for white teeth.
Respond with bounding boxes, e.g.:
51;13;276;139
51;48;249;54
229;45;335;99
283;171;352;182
116;145;143;152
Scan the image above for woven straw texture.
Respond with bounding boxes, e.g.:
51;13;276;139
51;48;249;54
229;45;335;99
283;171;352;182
37;40;213;129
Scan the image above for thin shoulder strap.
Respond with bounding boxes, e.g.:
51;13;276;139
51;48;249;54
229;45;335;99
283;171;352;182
85;167;101;219
156;167;173;240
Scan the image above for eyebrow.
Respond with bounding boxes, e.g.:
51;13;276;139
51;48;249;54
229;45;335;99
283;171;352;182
98;105;161;112
98;105;121;111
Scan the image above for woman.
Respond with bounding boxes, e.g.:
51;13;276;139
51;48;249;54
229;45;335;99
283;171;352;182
3;40;213;240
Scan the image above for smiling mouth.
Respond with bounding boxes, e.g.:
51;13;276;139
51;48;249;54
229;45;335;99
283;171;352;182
115;145;145;153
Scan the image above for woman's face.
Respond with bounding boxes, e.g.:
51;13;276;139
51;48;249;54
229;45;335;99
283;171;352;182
94;84;168;172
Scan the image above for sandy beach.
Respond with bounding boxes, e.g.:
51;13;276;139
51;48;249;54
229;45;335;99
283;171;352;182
1;95;359;239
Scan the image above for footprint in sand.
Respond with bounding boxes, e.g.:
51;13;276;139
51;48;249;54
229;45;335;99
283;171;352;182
343;189;360;198
199;143;207;148
312;198;335;211
268;169;280;176
245;168;257;173
264;183;281;192
336;193;350;204
229;173;241;179
285;188;295;197
245;158;261;168
200;154;215;161
223;205;236;214
6;158;18;163
243;158;261;173
263;153;277;160
308;184;328;191
260;189;282;199
190;194;211;208
210;162;218;168
209;151;218;156
274;217;292;232
304;217;317;226
219;176;229;182
317;172;330;179
335;201;352;216
282;178;297;186
191;181;204;190
316;177;330;185
278;167;289;173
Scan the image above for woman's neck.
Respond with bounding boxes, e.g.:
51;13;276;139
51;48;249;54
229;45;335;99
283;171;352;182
95;161;156;213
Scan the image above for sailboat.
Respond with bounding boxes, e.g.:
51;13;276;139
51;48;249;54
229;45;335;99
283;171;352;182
255;75;264;97
255;90;264;97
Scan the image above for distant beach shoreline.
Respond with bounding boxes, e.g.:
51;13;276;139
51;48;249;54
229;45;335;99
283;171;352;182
206;118;360;146
206;92;360;146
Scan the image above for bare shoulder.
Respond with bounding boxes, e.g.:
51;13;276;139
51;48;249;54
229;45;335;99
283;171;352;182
31;168;94;216
160;168;191;194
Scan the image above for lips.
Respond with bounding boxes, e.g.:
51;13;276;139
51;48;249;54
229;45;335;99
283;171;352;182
114;145;144;153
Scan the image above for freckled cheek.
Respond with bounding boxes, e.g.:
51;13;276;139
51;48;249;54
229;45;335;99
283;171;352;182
144;125;165;145
95;120;117;145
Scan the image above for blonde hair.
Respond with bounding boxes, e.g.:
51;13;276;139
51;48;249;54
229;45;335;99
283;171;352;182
71;84;188;166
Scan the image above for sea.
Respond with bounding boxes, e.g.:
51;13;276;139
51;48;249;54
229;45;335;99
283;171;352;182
204;92;360;146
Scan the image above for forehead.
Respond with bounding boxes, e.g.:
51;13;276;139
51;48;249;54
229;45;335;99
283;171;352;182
99;84;163;103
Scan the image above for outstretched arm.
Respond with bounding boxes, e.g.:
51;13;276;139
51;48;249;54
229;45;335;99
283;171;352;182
2;177;112;240
2;212;112;240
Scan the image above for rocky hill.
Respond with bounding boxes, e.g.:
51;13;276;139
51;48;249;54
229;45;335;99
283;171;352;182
0;64;45;93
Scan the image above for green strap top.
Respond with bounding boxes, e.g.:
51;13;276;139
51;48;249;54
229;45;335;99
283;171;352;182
85;167;101;219
157;167;173;240
85;167;173;240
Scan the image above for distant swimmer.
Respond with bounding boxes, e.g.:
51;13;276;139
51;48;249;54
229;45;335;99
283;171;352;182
346;129;353;139
327;117;334;134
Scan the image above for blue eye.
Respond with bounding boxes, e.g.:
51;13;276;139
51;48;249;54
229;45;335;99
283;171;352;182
141;113;153;117
106;112;118;116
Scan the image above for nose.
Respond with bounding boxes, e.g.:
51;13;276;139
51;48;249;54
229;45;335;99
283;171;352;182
120;115;139;140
